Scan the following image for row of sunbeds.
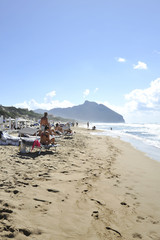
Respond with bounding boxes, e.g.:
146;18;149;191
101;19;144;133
0;124;73;154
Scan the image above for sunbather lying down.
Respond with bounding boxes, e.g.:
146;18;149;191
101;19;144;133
54;123;63;135
40;126;55;145
54;123;73;135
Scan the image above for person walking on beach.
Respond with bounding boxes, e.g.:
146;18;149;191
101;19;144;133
40;112;50;131
87;122;89;128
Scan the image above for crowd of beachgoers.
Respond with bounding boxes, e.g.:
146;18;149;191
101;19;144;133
0;113;75;153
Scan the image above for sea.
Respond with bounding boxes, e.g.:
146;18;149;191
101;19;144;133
86;123;160;162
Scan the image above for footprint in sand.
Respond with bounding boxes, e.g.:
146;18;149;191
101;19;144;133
133;202;141;207
120;202;130;207
32;184;39;187
113;184;119;187
125;192;137;200
91;211;99;219
148;231;160;239
91;198;105;206
33;198;52;204
147;215;159;225
106;227;121;237
126;186;133;191
0;208;13;220
18;228;42;237
13;190;19;195
0;203;15;239
3;224;16;238
19;228;31;236
132;233;142;239
136;216;145;222
82;189;88;193
47;189;60;193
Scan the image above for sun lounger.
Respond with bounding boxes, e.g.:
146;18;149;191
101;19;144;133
0;131;20;146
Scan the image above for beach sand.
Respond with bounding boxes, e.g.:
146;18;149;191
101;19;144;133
0;127;160;240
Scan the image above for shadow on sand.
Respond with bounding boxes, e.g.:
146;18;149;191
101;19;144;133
17;150;56;159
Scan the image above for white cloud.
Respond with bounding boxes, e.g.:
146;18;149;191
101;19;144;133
94;88;99;93
100;78;160;123
122;78;160;122
15;90;74;110
125;78;160;111
15;99;74;110
117;57;126;62
44;90;56;103
153;50;160;55
133;61;147;70
83;89;90;98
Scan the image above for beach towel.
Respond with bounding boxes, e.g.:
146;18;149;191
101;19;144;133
31;139;41;151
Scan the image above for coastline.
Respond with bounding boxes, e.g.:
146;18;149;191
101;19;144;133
91;130;160;163
0;127;160;239
89;123;160;163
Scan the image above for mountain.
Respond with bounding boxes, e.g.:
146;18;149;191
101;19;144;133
34;109;46;114
0;105;42;120
35;101;125;123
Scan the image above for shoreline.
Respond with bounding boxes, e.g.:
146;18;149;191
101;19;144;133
0;127;160;239
90;129;160;163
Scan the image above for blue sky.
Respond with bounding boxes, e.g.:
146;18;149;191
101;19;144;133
0;0;160;123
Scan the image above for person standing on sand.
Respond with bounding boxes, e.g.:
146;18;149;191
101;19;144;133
40;112;50;131
87;122;89;128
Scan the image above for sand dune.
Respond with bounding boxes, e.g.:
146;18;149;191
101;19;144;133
0;128;160;240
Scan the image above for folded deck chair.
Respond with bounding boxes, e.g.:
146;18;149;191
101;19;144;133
18;127;38;153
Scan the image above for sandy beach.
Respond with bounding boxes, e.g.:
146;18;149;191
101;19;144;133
0;127;160;240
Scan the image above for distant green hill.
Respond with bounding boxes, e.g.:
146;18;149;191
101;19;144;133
0;105;41;119
0;105;74;123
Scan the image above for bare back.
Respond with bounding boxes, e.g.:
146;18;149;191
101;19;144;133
40;117;49;126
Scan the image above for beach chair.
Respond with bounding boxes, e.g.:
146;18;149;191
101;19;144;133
19;127;39;153
62;124;73;137
19;127;58;154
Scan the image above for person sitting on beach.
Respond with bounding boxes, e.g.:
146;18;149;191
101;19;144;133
92;126;96;130
40;126;55;145
63;122;72;135
40;112;50;131
54;123;63;135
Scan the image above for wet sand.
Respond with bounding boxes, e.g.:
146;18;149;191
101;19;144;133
0;127;160;240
